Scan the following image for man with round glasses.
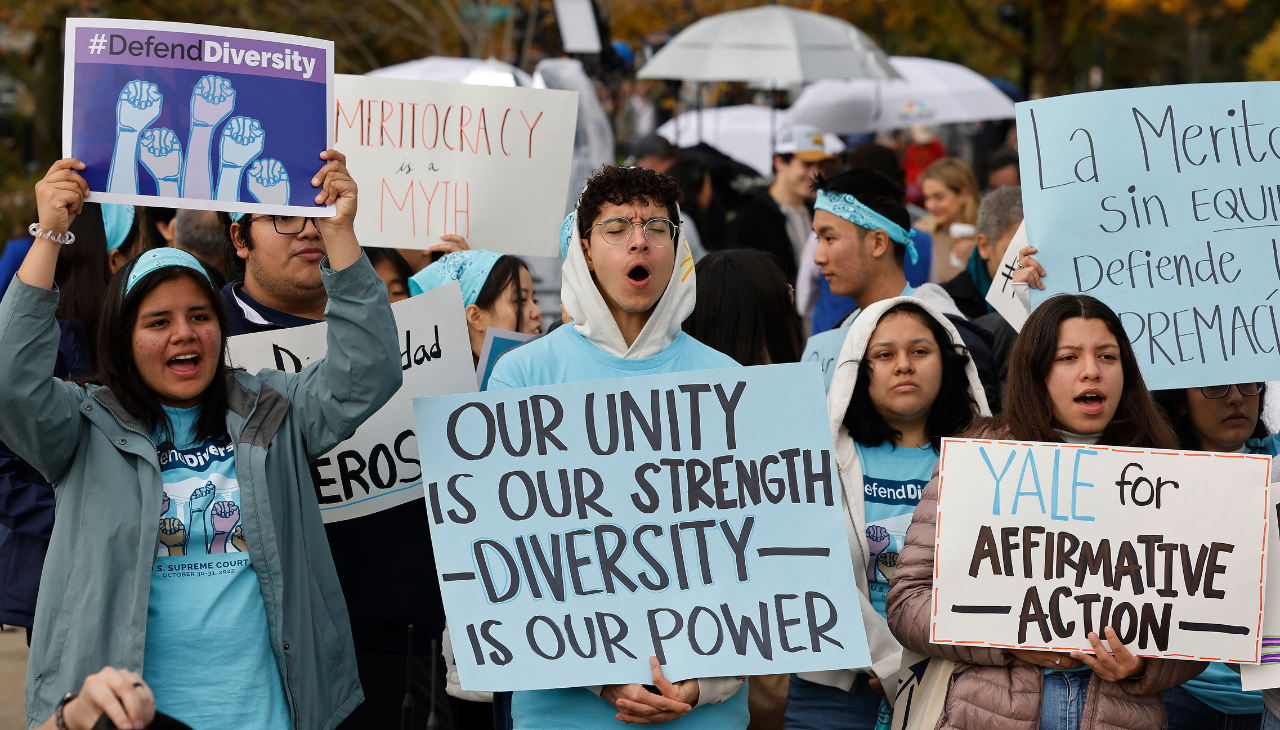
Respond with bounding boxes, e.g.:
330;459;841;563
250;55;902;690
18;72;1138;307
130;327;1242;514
221;212;329;333
482;165;748;728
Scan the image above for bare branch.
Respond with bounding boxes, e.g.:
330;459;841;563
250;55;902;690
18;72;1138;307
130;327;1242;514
949;0;1027;59
433;0;476;49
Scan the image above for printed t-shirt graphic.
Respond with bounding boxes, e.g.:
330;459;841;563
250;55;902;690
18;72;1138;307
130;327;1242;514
143;406;290;730
855;440;936;619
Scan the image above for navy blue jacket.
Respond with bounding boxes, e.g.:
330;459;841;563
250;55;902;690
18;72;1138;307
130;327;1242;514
0;320;90;627
222;281;446;655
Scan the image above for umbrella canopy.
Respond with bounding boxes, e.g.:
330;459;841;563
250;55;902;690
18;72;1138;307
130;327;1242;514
657;105;845;177
367;56;534;87
637;6;897;85
785;56;1017;135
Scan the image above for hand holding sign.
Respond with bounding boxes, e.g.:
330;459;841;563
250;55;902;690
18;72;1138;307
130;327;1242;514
1070;627;1145;681
605;658;696;724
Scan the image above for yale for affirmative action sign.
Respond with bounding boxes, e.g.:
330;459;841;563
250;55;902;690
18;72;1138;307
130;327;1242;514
932;438;1270;662
1018;82;1280;390
413;363;870;691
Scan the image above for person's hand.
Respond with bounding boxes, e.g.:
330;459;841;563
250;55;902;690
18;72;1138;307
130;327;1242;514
951;236;977;263
1012;245;1046;289
1008;648;1084;671
35;158;89;234
429;234;470;255
56;667;155;730
313;149;357;231
1069;627;1145;681
866;670;888;702
602;657;696;724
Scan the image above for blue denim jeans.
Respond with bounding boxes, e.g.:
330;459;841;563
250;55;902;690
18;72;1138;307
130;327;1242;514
1262;708;1280;730
1041;671;1092;730
783;674;883;730
1164;685;1264;730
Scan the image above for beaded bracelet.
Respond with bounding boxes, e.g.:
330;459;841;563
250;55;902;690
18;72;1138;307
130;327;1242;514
29;223;76;245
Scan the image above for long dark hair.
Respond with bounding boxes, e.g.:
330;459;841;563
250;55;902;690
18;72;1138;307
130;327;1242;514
56;203;111;361
682;249;803;365
970;294;1177;449
1153;387;1269;450
474;255;530;331
843;303;977;450
95;261;233;445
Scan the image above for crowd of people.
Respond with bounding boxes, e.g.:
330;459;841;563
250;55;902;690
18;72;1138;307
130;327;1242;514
0;122;1275;730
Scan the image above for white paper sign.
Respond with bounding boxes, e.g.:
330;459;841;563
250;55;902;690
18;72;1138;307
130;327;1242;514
933;438;1269;663
1242;460;1280;690
227;283;476;522
333;74;577;257
983;221;1029;332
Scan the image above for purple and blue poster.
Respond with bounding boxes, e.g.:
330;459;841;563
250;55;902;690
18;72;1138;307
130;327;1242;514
64;19;334;216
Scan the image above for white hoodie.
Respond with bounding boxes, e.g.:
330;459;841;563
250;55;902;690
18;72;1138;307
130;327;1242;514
796;295;990;693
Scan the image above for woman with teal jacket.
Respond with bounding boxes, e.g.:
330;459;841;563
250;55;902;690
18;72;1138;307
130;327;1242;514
0;154;402;730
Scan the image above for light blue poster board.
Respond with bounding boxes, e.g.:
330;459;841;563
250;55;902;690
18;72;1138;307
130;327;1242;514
412;362;869;691
1017;82;1280;390
477;328;534;392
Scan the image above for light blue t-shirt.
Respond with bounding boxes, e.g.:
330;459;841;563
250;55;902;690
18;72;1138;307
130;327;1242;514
801;284;913;392
488;325;749;729
144;406;290;730
855;440;936;619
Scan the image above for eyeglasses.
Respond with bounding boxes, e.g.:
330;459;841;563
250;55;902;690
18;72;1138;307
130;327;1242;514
594;217;679;247
246;215;317;236
1200;383;1265;399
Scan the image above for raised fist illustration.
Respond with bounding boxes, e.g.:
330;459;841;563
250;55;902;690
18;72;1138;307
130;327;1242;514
189;75;235;129
116;80;163;134
140;128;183;196
161;493;170;518
866;524;891;583
219;117;264;168
159;517;187;557
231;524;247;553
247;159;290;205
209;501;240;554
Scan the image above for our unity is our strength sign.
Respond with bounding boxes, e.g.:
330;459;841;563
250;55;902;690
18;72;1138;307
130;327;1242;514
413;364;870;691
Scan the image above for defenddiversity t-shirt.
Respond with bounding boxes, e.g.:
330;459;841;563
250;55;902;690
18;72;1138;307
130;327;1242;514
143;406;291;730
855;440;936;619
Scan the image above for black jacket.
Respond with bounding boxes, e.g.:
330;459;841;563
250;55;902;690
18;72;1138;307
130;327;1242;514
939;269;990;321
728;191;800;284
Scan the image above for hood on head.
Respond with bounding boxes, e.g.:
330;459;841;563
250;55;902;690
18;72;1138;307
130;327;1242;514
560;210;697;359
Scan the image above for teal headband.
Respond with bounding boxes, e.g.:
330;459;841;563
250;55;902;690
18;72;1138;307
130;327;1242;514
560;212;576;259
814;189;918;265
125;248;212;297
408;249;505;306
102;204;136;252
227;212;247;222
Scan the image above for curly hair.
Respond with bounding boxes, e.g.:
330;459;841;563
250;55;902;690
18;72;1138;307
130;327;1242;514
576;165;685;240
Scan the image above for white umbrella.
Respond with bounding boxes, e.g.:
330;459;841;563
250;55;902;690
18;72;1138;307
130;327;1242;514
785;56;1017;135
656;105;845;177
367;56;534;87
636;5;897;85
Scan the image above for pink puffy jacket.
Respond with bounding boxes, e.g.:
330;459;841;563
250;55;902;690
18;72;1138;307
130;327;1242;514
886;463;1207;730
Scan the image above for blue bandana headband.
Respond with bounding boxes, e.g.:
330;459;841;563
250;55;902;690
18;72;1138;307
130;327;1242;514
814;189;918;265
228;212;246;222
408;249;505;306
560;212;576;259
102;204;136;252
125;248;212;297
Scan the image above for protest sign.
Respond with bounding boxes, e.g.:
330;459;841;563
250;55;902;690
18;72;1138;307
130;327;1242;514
932;438;1269;662
1242;459;1280;690
64;19;333;216
1017;82;1280;389
227;283;475;522
413;363;870;691
333;74;576;257
984;222;1029;332
476;328;535;390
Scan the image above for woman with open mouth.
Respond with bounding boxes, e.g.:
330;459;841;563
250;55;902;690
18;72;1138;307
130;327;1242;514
2;153;402;730
886;294;1205;730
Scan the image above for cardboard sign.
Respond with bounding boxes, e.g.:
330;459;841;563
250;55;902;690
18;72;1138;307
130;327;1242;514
64;19;333;216
333;74;576;257
476;328;535;390
412;363;869;691
984;222;1030;332
227;283;475;522
932;438;1269;662
1017;82;1280;390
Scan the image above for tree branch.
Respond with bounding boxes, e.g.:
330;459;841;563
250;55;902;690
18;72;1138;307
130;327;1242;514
949;0;1027;59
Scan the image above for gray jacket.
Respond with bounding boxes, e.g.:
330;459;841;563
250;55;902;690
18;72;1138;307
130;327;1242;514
0;256;402;729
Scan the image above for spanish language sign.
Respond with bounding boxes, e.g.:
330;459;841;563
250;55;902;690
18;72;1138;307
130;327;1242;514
333;75;576;257
227;283;475;522
64;18;333;215
413;363;869;691
1017;82;1280;389
932;438;1269;662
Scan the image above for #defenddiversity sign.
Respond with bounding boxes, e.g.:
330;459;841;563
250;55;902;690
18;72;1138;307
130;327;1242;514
933;438;1270;662
413;363;871;691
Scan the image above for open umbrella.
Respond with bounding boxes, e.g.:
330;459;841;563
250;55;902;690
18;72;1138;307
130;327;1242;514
656;105;844;177
636;5;898;85
367;56;533;87
784;56;1017;135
